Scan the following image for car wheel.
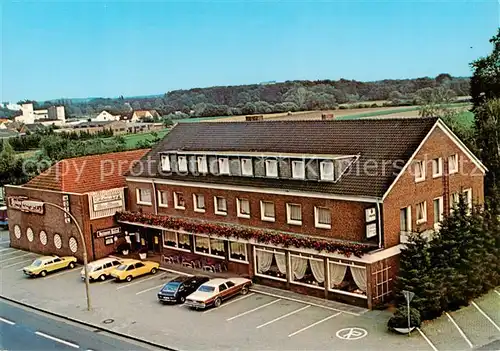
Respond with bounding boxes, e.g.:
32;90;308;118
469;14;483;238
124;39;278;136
126;275;133;282
99;274;106;281
68;262;75;269
240;285;249;295
40;270;47;277
150;267;157;274
179;296;186;304
214;297;222;308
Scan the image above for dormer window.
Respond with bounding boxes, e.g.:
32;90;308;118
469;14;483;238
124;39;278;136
241;158;253;176
218;157;230;175
177;156;188;173
265;159;278;177
161;155;171;172
291;160;305;179
320;161;334;181
197;156;208;174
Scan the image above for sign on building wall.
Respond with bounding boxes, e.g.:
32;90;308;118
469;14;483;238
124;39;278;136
88;188;125;220
62;194;71;224
365;207;378;239
96;226;121;238
8;197;44;214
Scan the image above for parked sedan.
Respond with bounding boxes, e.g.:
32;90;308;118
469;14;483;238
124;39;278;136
23;255;77;277
110;259;159;282
185;277;252;309
157;275;210;304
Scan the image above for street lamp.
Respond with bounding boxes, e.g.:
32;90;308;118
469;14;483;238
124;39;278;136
30;201;92;311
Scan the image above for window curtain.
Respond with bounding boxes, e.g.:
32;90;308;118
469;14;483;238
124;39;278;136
289;205;302;221
309;259;325;283
210;238;225;252
275;253;287;275
350;266;367;292
256;250;273;273
291;256;308;280
263;202;275;217
179;234;190;245
317;208;331;225
195;236;209;249
329;262;347;287
196;195;205;209
230;242;245;255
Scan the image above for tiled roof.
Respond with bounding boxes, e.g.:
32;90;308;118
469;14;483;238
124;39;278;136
25;149;150;194
130;117;439;198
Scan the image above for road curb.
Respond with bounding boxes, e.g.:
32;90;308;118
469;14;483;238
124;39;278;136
0;295;177;351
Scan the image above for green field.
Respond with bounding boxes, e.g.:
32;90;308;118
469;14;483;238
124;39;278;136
119;128;170;148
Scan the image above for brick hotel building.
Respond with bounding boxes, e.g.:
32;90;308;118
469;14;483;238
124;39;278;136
118;117;485;308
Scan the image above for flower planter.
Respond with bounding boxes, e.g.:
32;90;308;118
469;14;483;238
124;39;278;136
139;252;147;260
393;327;415;334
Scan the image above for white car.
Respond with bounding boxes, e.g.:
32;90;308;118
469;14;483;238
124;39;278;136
185;277;252;309
80;257;122;281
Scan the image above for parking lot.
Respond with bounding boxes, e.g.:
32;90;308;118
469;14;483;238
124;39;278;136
1;236;499;350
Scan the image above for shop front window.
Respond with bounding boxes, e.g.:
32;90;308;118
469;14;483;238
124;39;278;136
178;233;191;250
328;260;367;297
194;235;226;258
254;247;286;281
162;230;191;251
290;254;325;289
163;230;177;248
229;242;248;262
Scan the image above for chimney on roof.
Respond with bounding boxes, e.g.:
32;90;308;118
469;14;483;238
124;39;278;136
245;115;264;121
321;113;335;120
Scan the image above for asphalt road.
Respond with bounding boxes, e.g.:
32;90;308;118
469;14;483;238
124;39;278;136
0;300;157;351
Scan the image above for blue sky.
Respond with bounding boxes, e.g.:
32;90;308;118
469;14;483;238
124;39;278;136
1;0;498;102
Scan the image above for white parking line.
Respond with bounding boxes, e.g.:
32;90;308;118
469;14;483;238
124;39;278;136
202;293;256;314
0;317;16;325
159;267;193;277
97;278;115;285
42;268;79;280
0;250;24;257
417;327;439;351
0;248;15;253
35;331;79;348
0;240;10;244
227;299;281;321
446;312;473;348
257;305;311;329
472;301;500;332
116;273;167;290
136;284;165;295
288;312;341;337
3;259;33;269
494;290;500;297
0;253;35;264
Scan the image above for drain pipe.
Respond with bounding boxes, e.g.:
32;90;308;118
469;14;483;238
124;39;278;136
151;179;158;215
376;199;382;248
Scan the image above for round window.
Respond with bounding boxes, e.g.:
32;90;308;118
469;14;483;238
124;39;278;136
40;231;47;246
54;234;62;249
14;225;21;239
69;237;78;253
27;228;34;242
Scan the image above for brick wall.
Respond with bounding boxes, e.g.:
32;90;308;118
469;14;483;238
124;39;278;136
383;126;485;248
126;181;376;244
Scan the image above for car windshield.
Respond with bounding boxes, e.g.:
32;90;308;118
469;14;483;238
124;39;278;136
116;264;128;271
32;259;43;267
161;282;180;292
198;285;215;293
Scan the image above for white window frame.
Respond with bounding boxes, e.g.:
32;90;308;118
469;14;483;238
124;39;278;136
416;201;427;224
193;194;205;213
214;196;227;216
314;206;331;229
173;192;185;210
162;230;191;253
253;247;287;282
448;154;458;174
291;160;305;179
400;206;412;233
197;156;208;174
229;241;248;263
414;160;426;182
463;188;472;211
241;158;253;176
289;253;324;291
161;155;171;172
450;192;459;213
320;161;334;181
286;203;302;225
265;159;278;178
432;157;443;178
136;188;152;205
177;155;188;173
218;157;230;175
433;196;444;230
236;198;251;219
327;259;368;299
157;190;168;208
260;201;275;222
193;234;226;259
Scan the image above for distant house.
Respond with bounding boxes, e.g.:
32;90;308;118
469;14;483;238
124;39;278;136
15;103;65;125
92;110;121;122
132;110;160;121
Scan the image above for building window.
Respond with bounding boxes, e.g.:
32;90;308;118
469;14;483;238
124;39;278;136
229;242;248;262
197;156;208;174
254;247;287;281
260;201;275;222
450;192;459;213
136;188;152;205
433;197;443;230
290;254;325;290
314;207;331;229
157;190;168;208
173;192;185;210
448;154;458;174
287;203;302;225
432;157;442;178
291;160;305;179
328;259;367;297
163;230;191;251
320;161;334;181
416;201;427;224
241;158;253;176
214;196;227;215
161;155;171;172
265;159;278;177
218;157;230;175
237;198;250;218
414;160;425;182
177;156;188;173
194;235;225;258
463;188;472;211
193;194;205;213
400;206;411;233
